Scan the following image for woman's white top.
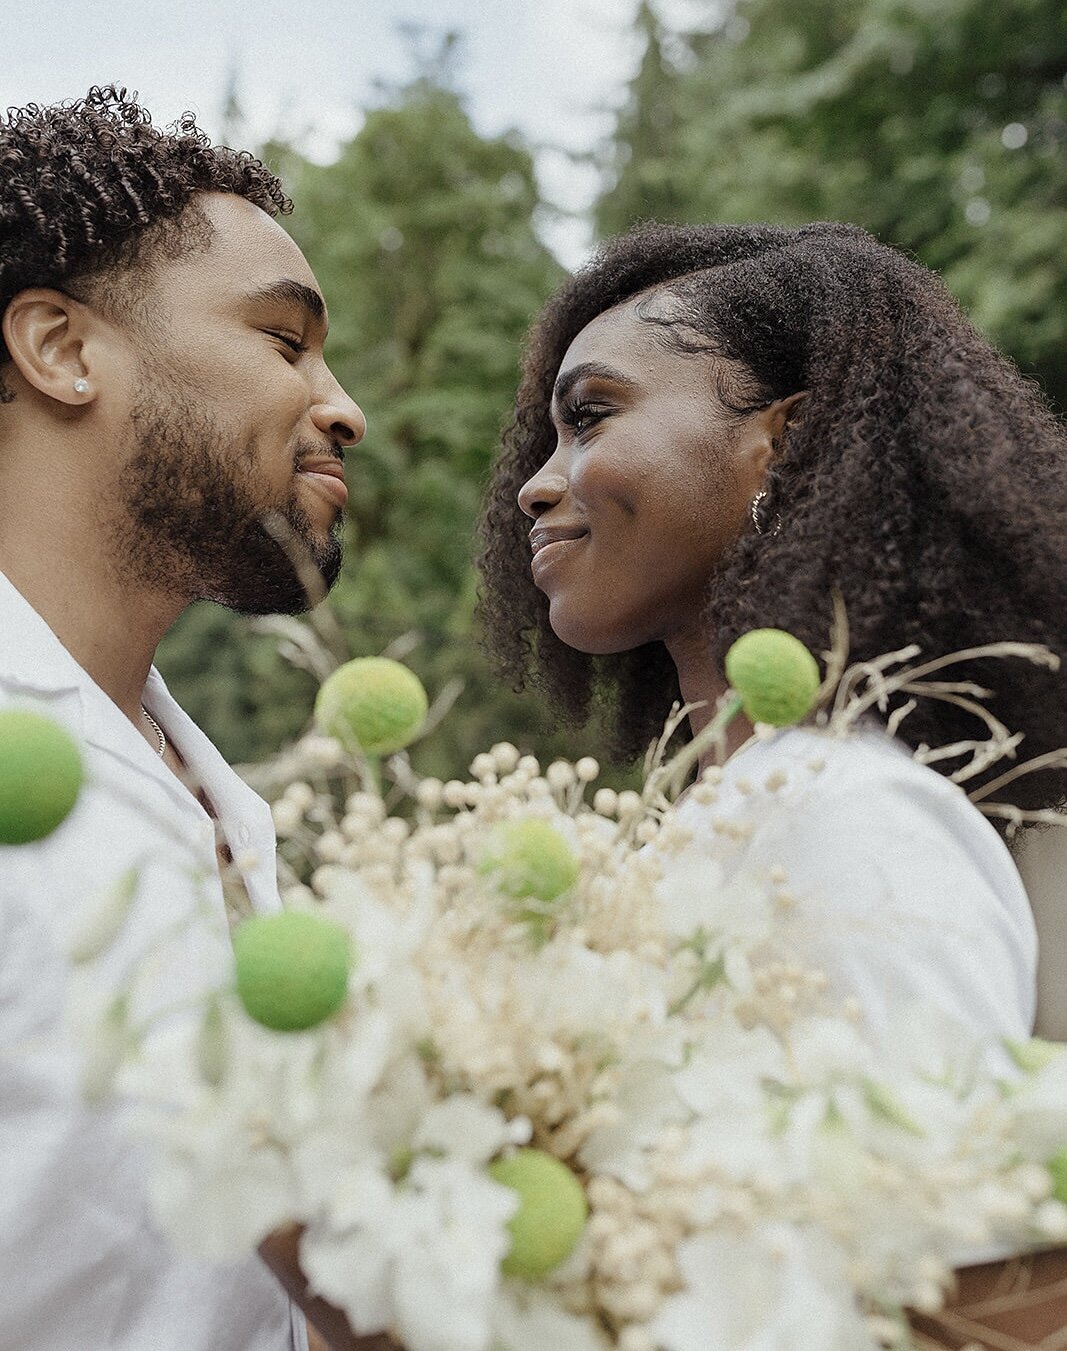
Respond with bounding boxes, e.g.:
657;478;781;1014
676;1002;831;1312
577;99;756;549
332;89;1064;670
674;725;1037;1049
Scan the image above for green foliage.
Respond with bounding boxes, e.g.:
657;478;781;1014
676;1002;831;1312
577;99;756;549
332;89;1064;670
596;0;1067;408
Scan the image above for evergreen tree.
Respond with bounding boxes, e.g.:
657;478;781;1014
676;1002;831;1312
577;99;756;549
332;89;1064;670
595;2;689;234
597;0;1067;408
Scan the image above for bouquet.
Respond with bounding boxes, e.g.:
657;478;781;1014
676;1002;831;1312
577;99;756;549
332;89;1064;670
49;626;1067;1351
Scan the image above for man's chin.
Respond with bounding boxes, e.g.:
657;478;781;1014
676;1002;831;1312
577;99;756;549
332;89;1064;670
209;532;344;616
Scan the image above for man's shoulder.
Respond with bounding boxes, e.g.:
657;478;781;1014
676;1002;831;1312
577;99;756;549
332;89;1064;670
0;568;87;694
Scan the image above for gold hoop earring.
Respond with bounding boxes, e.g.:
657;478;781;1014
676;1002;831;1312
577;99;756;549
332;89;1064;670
751;490;782;536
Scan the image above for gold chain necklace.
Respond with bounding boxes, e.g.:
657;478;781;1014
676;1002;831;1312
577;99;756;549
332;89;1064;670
141;706;167;758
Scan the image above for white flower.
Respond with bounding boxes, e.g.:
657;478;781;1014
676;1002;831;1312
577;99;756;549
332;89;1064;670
650;1225;876;1351
393;1158;516;1351
301;1167;396;1332
147;1104;298;1259
654;845;770;948
579;1056;689;1189
788;1016;876;1085
413;1095;522;1165
1010;1051;1067;1159
490;1286;609;1351
303;1157;516;1351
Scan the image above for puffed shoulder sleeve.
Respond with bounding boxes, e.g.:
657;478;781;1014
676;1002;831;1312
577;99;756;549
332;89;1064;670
722;732;1037;1049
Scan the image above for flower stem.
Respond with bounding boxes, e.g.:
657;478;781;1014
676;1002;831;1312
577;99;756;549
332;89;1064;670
658;692;745;800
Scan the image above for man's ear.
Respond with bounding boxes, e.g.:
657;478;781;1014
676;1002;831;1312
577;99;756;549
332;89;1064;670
1;288;99;406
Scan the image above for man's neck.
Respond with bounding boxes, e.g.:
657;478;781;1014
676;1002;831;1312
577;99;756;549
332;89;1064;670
0;515;183;723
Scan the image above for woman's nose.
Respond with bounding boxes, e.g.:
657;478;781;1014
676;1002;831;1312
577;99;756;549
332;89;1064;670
518;466;569;519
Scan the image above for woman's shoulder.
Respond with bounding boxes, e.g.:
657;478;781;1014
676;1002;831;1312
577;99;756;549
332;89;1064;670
683;721;1034;970
680;724;1037;1046
720;723;989;830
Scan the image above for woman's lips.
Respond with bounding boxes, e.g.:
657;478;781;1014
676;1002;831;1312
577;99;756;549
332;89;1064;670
530;532;587;583
297;460;348;509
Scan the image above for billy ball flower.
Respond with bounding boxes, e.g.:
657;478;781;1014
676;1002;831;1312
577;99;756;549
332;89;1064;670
0;708;84;844
724;629;821;727
314;657;428;756
488;1148;588;1279
233;910;353;1032
479;820;579;908
1048;1150;1067;1206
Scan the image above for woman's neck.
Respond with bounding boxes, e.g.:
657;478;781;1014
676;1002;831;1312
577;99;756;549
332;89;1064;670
665;627;754;773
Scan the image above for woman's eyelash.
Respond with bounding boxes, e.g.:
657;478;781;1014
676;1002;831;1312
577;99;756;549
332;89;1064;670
560;399;608;432
268;331;308;354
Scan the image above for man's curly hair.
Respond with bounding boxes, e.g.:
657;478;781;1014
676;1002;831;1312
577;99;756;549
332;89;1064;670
0;85;291;401
477;221;1067;824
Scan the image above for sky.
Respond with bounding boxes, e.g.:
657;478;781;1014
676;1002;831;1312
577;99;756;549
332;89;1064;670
0;0;709;266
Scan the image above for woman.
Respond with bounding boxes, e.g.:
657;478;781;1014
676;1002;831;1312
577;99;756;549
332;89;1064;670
477;220;1067;1048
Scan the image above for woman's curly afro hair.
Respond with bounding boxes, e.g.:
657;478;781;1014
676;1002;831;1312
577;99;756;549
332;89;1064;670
0;85;291;400
477;221;1067;824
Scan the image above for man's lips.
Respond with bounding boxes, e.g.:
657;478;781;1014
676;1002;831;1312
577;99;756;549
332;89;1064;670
297;457;348;509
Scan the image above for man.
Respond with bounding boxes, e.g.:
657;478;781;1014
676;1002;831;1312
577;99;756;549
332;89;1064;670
0;87;364;1350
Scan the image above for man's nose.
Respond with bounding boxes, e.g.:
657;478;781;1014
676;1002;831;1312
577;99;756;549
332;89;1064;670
311;374;366;448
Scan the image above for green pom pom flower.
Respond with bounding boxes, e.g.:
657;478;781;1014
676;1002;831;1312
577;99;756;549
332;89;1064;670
724;628;821;727
0;709;84;844
233;910;352;1032
1049;1149;1067;1205
488;1148;588;1279
1007;1038;1065;1075
315;657;428;756
480;820;579;906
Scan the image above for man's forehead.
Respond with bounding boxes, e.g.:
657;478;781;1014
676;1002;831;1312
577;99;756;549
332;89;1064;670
194;191;319;291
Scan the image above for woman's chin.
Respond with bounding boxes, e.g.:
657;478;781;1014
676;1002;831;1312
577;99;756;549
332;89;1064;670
548;605;640;656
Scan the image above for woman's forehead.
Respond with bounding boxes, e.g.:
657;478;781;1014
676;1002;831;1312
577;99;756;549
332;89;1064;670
556;289;710;389
558;300;660;374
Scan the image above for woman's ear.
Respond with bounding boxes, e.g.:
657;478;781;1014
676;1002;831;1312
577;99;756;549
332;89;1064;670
740;390;810;483
1;288;97;406
768;390;810;447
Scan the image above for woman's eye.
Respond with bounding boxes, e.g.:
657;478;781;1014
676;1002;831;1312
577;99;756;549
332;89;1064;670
562;400;608;436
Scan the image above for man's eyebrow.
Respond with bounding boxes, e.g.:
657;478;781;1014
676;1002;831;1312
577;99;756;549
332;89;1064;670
245;279;328;335
552;361;637;407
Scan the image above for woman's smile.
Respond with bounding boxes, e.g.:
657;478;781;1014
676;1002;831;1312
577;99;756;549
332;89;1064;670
529;523;589;584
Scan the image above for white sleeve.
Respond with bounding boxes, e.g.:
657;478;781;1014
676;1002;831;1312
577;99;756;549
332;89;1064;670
734;739;1037;1049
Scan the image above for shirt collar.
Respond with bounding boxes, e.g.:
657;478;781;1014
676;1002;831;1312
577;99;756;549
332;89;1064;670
0;569;198;801
0;568;90;696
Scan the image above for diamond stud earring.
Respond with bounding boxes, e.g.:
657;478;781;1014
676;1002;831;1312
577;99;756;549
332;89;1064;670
73;378;89;394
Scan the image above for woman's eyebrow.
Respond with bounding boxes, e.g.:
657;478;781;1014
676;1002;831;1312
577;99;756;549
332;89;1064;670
552;361;637;407
244;278;329;338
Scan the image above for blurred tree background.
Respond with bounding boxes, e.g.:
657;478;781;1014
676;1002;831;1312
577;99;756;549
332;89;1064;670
157;2;1067;777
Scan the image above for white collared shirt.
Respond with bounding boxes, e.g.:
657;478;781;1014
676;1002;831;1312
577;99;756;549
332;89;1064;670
0;571;306;1351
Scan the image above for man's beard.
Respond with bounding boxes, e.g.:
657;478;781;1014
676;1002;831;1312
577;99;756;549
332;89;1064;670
112;393;344;615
